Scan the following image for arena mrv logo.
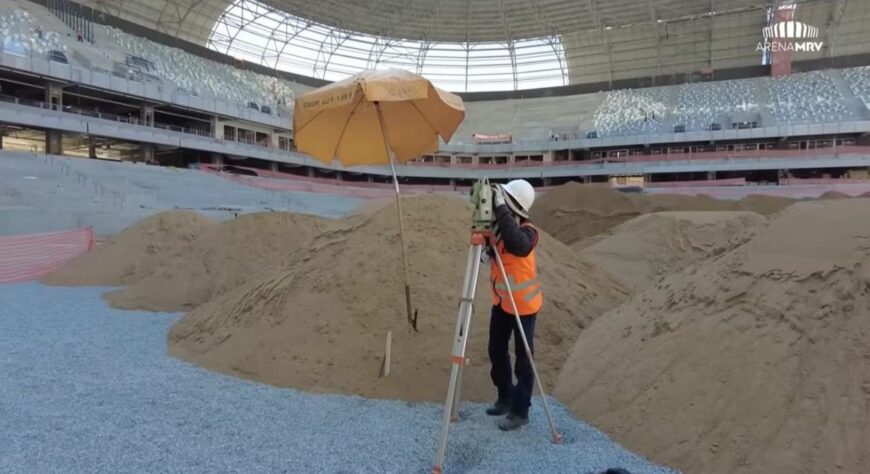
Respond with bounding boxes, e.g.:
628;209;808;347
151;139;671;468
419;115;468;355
756;20;824;52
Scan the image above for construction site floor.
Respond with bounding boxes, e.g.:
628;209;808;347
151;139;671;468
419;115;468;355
0;283;676;474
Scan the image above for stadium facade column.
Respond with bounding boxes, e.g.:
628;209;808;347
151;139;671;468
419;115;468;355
45;130;63;155
210;116;220;139
270;161;278;172
307;167;315;177
140;104;155;127
44;81;64;155
140;143;155;163
88;136;96;159
210;153;223;165
707;171;716;181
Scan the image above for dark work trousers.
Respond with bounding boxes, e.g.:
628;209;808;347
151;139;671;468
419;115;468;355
488;304;537;418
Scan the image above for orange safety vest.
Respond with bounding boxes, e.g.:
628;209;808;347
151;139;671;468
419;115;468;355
490;223;543;316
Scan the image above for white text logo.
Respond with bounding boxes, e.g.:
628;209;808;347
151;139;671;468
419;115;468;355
757;21;824;52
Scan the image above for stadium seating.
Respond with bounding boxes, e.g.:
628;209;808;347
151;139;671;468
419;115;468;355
0;8;67;60
672;79;758;131
99;26;298;111
761;71;855;124
0;3;299;113
843;66;870;111
592;87;670;137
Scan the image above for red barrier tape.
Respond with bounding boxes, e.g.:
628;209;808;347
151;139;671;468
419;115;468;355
0;227;95;283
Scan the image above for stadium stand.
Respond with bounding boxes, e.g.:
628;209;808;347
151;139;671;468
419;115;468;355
672;79;759;132
591;87;671;137
843;66;870;111
0;2;300;113
761;70;855;124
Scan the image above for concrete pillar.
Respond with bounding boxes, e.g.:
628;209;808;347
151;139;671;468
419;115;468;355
307;167;315;177
706;171;716;181
88;136;97;159
140;104;155;127
45;130;63;155
44;81;63;109
211;116;221;139
582;176;591;184
210;153;223;165
0;131;4;150
542;177;552;187
140;143;155;163
270;161;279;172
367;175;374;183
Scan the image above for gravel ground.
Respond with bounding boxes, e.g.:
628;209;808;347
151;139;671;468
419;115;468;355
0;283;677;474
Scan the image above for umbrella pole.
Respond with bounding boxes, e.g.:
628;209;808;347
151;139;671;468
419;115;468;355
378;104;417;332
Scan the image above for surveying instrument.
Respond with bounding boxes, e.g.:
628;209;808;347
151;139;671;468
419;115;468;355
432;178;562;474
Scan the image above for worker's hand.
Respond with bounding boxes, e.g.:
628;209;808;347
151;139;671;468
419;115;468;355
493;184;506;208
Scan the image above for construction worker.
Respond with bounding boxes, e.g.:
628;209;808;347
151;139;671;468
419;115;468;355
484;179;541;431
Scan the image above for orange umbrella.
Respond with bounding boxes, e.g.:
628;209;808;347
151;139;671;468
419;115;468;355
293;69;466;331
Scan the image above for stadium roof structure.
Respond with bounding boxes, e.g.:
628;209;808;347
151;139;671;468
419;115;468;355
76;0;868;91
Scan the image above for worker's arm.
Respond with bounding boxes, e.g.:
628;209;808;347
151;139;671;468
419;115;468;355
493;204;538;257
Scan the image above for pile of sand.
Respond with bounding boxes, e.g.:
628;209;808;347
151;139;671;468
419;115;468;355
43;211;215;287
554;198;870;474
45;211;329;312
532;183;794;247
579;211;766;292
168;195;628;402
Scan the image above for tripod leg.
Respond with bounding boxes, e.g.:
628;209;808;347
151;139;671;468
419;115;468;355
492;250;563;445
433;242;484;474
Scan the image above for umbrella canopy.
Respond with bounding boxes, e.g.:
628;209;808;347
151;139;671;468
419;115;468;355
293;69;465;166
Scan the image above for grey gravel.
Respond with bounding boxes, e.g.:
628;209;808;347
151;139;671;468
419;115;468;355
0;283;678;474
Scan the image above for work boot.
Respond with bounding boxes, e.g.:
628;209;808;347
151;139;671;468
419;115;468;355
498;413;529;431
485;399;510;416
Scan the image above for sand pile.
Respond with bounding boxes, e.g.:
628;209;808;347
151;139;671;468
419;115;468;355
43;211;215;287
579;211;765;292
819;190;851;199
532;183;793;247
733;194;795;215
168;195;628;402
555;198;870;474
45;211;329;312
531;184;643;246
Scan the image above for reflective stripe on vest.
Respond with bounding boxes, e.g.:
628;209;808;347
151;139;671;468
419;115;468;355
490;224;542;316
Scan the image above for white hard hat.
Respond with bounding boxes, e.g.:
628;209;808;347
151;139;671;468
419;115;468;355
501;179;535;218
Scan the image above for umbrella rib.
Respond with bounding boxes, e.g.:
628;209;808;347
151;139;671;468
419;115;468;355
293;109;325;135
410;101;443;140
329;95;364;163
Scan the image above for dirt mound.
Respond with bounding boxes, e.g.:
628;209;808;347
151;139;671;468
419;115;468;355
634;193;737;213
533;183;792;247
555;198;870;474
531;184;643;246
819;190;851;200
44;211;329;312
43;211;215;287
106;212;330;311
579;211;765;292
168;195;628;402
735;194;796;215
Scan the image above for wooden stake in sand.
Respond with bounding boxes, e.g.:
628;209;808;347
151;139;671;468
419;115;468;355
380;331;392;377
